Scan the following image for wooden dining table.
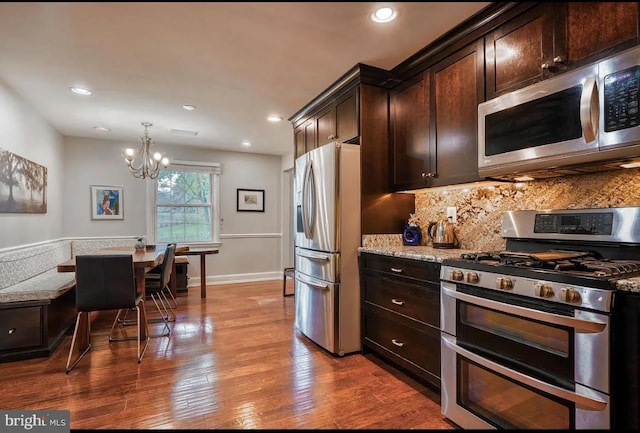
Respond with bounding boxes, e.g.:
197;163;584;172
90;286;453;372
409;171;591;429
57;245;166;347
175;247;219;299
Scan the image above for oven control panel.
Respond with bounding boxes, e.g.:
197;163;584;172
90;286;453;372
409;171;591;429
440;265;613;313
534;212;613;235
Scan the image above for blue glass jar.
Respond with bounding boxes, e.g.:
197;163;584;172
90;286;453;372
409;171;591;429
402;224;422;246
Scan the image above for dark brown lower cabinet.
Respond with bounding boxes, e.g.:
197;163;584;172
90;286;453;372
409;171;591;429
360;252;441;390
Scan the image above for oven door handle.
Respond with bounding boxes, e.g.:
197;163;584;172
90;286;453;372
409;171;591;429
442;286;606;333
442;334;607;411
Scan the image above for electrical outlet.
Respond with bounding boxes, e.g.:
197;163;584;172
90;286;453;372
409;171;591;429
446;206;457;223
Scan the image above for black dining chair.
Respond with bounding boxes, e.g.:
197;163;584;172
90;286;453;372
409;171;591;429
144;243;176;336
65;254;149;373
146;243;179;310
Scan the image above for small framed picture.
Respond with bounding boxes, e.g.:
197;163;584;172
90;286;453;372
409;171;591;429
237;188;264;212
91;185;124;220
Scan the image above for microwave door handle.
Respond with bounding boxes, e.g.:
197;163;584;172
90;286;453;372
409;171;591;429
441;334;607;411
580;76;599;143
441;285;606;333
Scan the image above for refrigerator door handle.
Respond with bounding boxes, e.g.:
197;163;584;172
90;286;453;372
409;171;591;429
296;273;330;290
307;160;316;239
296;250;330;261
301;161;311;239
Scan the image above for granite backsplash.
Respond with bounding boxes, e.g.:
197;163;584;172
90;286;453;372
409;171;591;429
362;168;640;252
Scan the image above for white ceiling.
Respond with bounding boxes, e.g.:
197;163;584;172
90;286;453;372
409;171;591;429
0;2;490;156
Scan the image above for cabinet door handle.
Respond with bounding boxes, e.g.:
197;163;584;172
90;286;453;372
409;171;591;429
391;298;405;306
391;339;405;347
541;62;551;70
553;55;565;64
328;134;336;140
421;172;435;179
390;267;403;273
8;328;15;335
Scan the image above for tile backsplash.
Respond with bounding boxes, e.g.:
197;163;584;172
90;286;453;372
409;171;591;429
363;169;640;251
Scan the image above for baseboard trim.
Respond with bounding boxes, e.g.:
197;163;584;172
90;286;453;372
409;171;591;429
187;271;282;286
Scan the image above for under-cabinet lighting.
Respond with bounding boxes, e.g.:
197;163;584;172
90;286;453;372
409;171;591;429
182;105;196;111
241;141;252;147
94;126;110;132
513;176;535;181
620;161;640;169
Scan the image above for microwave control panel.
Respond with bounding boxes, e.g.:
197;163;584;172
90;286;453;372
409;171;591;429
534;212;614;235
604;65;640;132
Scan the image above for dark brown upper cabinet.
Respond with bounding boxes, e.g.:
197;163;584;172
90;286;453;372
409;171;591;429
429;39;484;187
390;71;430;191
293;119;316;159
486;2;640;100
315;87;359;148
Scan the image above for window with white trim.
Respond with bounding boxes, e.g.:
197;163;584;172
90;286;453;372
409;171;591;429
154;162;220;244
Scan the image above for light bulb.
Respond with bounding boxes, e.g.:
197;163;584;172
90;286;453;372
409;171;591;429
153;152;162;161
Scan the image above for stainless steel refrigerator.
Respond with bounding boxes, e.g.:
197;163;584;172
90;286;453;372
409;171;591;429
294;141;361;356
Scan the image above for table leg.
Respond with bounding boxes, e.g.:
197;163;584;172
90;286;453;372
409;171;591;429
170;260;177;298
200;254;207;299
134;267;148;340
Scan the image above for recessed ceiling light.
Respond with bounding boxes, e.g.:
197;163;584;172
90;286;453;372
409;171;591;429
241;140;252;147
69;86;92;96
170;128;198;136
267;115;283;122
371;6;397;23
182;104;196;111
94;126;110;132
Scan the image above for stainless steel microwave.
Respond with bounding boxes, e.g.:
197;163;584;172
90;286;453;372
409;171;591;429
478;45;640;180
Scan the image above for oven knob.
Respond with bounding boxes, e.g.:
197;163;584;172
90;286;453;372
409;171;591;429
496;277;514;290
560;288;582;304
466;272;480;284
450;270;464;281
534;283;554;298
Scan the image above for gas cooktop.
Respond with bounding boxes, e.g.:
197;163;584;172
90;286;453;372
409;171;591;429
444;249;640;290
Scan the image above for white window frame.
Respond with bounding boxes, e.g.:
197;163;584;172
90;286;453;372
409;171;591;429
146;160;221;247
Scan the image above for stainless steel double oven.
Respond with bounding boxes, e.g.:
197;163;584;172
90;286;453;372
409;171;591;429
440;207;640;430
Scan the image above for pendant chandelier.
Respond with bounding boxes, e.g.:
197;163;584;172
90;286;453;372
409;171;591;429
123;122;169;179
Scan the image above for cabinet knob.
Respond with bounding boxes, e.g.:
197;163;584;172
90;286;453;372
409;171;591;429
421;172;435;179
541;62;551;70
328;134;336;140
553;56;565;64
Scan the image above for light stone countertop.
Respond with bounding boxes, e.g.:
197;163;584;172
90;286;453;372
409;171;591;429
359;246;640;293
358;245;475;263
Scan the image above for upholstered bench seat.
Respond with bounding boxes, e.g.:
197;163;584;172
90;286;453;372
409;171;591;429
0;269;75;303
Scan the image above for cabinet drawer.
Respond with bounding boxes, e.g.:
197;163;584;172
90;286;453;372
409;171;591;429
362;274;439;328
363;305;440;384
361;253;440;282
0;306;42;351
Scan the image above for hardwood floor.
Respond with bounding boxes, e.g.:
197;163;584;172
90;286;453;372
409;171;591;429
1;280;456;429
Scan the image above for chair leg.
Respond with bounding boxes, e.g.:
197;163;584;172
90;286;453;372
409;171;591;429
136;305;149;363
162;284;178;309
66;312;92;374
147;293;171;337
